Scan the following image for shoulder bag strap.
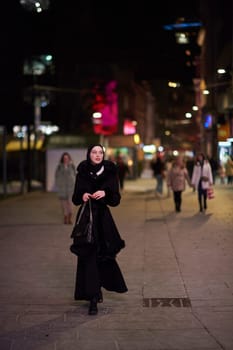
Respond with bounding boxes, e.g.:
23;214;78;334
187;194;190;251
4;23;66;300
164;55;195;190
88;199;93;224
76;201;87;225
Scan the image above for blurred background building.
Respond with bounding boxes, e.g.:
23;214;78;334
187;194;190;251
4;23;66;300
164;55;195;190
1;0;232;193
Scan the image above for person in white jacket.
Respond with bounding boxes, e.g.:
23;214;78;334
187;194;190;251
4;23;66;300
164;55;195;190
191;153;213;212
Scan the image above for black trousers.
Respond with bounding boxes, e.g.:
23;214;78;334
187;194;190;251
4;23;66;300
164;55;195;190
198;187;207;210
173;191;182;211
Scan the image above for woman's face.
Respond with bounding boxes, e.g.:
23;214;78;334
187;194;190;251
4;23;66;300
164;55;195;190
63;154;70;164
89;146;104;165
176;157;183;166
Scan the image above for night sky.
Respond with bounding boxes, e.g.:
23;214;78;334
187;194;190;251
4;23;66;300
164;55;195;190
1;0;201;130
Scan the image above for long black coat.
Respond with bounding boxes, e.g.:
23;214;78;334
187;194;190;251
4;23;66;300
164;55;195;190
71;160;128;300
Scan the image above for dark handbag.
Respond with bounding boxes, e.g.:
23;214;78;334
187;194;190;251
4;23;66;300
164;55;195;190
70;199;94;244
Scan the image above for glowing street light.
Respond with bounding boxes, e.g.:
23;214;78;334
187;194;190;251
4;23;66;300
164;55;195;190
19;0;50;12
217;68;226;74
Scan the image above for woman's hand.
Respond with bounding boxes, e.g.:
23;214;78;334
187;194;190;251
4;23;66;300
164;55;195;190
82;193;92;202
91;190;106;200
201;176;209;182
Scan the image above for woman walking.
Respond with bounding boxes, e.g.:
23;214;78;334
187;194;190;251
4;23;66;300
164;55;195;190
191;153;213;212
55;152;76;224
167;156;192;212
71;144;128;315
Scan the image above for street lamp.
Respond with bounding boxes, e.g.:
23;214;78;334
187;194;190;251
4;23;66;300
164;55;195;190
19;0;50;12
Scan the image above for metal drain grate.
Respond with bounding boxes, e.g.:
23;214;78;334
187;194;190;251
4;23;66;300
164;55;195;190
143;298;192;308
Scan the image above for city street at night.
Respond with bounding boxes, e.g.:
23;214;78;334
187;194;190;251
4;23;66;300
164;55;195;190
0;179;233;349
0;1;233;349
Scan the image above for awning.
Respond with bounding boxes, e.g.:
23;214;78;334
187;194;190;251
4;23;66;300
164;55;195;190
6;139;44;152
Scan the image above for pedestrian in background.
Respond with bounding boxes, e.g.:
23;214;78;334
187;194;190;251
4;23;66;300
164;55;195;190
167;156;193;212
208;156;220;185
191;153;213;212
150;154;166;196
219;164;226;184
225;155;233;184
55;152;76;224
164;156;173;197
116;155;130;191
71;144;128;315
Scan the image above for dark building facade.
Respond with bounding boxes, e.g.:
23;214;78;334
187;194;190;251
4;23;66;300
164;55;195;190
199;0;233;160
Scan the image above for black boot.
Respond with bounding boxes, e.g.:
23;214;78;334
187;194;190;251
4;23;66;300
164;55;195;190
88;297;98;315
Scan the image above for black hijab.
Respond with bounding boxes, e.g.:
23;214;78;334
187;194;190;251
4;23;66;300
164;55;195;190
86;144;105;177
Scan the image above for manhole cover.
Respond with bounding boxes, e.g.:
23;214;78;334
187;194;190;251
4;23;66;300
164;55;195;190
143;298;191;307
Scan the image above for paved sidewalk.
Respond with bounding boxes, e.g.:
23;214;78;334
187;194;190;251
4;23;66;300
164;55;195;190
0;179;233;350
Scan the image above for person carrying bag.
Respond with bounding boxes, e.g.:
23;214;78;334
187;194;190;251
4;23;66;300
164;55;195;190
191;153;213;212
70;144;128;315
